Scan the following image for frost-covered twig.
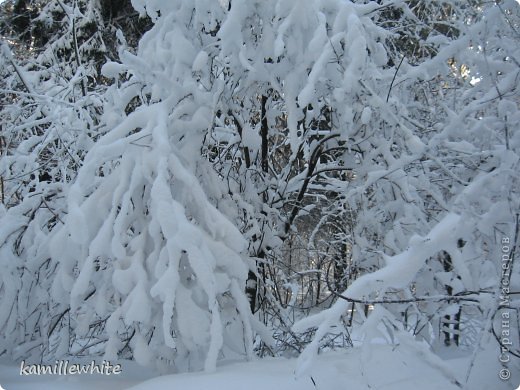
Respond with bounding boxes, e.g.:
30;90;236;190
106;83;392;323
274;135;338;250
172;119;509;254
1;43;35;95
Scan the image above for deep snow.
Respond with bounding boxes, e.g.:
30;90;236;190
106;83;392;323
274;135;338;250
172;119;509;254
1;341;518;390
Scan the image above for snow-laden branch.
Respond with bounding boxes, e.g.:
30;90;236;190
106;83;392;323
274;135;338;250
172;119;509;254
292;213;464;375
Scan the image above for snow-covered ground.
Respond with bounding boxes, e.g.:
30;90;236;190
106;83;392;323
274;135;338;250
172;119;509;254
1;342;518;390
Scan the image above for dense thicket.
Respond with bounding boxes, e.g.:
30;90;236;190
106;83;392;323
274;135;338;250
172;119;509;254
0;0;518;386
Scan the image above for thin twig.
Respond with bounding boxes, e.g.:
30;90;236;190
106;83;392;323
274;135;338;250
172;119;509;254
386;55;405;103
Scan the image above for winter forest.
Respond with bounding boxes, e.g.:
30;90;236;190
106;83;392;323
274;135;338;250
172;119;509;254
0;0;519;389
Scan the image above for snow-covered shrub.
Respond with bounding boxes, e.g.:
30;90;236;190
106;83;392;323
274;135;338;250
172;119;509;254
46;0;259;372
292;0;520;378
1;1;518;382
0;3;105;357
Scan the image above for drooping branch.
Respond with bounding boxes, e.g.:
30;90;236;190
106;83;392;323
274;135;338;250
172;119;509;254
324;259;490;305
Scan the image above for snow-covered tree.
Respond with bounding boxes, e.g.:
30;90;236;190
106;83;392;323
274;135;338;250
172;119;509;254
1;1;518;385
202;0;391;318
292;1;520;384
42;0;262;372
0;0;118;361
